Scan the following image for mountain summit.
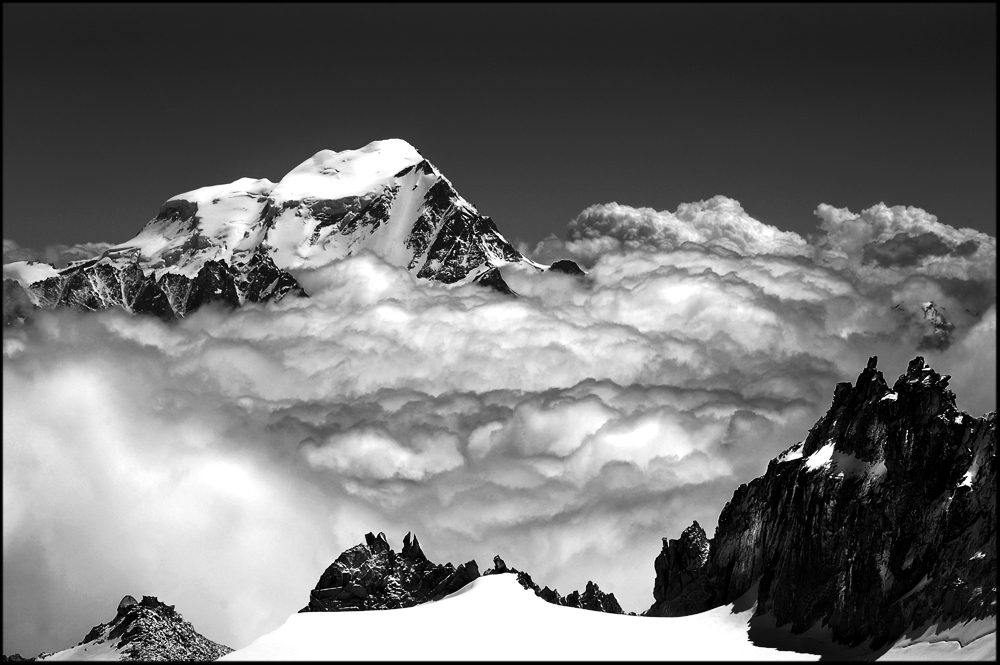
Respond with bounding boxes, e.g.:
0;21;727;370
4;139;542;319
2;594;232;661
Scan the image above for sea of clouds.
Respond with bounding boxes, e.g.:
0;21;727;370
2;196;996;655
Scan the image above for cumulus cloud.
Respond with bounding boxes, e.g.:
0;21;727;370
3;197;996;657
530;196;809;267
812;202;996;282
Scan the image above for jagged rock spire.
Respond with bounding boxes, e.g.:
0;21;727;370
646;356;996;653
401;531;426;560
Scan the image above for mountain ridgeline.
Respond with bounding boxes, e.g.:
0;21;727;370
3;139;553;322
648;356;995;652
301;531;623;615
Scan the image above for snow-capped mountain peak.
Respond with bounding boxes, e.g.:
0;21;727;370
5;139;541;320
271;138;424;202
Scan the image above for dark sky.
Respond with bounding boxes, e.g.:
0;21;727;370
3;3;996;251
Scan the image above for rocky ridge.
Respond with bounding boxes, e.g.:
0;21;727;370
483;554;626;614
301;532;626;616
647;356;996;653
3;594;232;661
302;532;481;612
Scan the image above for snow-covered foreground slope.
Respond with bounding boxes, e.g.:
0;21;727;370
222;574;813;661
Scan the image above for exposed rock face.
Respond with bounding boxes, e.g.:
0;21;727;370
472;266;516;295
548;259;586;276
5;140;543;322
484;555;624;614
9;594;234;661
21;249;303;321
647;356;996;652
649;521;712;616
302;532;480;612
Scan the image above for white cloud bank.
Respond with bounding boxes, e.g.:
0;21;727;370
2;197;995;656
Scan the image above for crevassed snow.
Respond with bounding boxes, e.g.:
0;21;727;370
270;139;423;202
880;393;898;402
220;574;814;661
106;178;277;279
167;177;275;205
3;260;61;286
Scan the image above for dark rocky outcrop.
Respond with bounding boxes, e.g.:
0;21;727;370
483;555;624;614
19;248;303;321
548;259;586;276
473;267;516;295
302;532;480;612
649;521;713;616
646;356;996;653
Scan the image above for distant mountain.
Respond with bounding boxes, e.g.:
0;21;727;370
301;531;622;616
647;356;996;655
3;594;231;661
3;139;544;321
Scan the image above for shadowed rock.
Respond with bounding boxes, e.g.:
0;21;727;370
483;554;623;614
303;532;479;612
646;356;996;653
548;259;585;276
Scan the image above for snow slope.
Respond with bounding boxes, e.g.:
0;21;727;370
40;640;122;661
877;619;997;661
221;573;813;661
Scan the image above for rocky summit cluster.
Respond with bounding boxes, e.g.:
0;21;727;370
302;532;480;611
302;535;628;617
484;555;625;614
2;594;232;661
647;356;996;652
